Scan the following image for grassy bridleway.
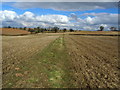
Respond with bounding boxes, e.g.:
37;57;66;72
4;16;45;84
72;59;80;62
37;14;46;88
6;35;73;88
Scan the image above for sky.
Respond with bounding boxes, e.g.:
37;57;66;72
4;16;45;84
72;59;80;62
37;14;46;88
1;1;119;30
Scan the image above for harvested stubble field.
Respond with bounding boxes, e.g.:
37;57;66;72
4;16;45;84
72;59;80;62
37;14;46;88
67;31;119;35
0;28;30;36
2;32;119;88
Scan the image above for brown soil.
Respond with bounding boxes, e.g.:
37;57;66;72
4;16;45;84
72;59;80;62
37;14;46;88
64;35;119;88
2;32;119;88
2;34;59;87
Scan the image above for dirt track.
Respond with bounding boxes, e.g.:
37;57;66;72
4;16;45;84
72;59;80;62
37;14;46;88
64;35;119;88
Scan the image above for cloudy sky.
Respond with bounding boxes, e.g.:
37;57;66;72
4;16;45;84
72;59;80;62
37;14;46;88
1;1;119;30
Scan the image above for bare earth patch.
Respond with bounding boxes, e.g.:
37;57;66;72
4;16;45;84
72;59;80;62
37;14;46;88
64;35;119;88
2;32;119;88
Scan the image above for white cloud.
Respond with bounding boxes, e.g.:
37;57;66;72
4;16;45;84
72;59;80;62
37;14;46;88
2;0;119;2
70;13;78;20
0;10;18;21
1;10;70;28
81;12;110;16
19;11;35;21
11;2;118;11
83;26;93;30
83;13;118;25
94;14;118;25
100;24;108;27
1;10;118;30
85;17;94;24
22;11;35;18
36;15;69;23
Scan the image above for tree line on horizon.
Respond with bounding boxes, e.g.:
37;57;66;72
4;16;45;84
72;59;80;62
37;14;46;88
98;26;118;31
3;26;75;33
3;25;118;34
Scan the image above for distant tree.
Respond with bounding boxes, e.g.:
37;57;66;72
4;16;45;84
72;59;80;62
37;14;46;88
52;27;59;33
32;28;37;33
100;26;104;31
8;26;11;28
28;28;34;34
41;28;44;33
35;30;39;33
23;27;27;30
110;27;117;31
36;27;42;33
37;27;40;30
33;28;36;30
63;28;67;32
44;28;47;31
19;27;23;30
33;28;37;33
70;28;74;32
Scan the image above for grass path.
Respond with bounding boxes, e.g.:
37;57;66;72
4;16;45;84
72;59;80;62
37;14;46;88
37;35;71;88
